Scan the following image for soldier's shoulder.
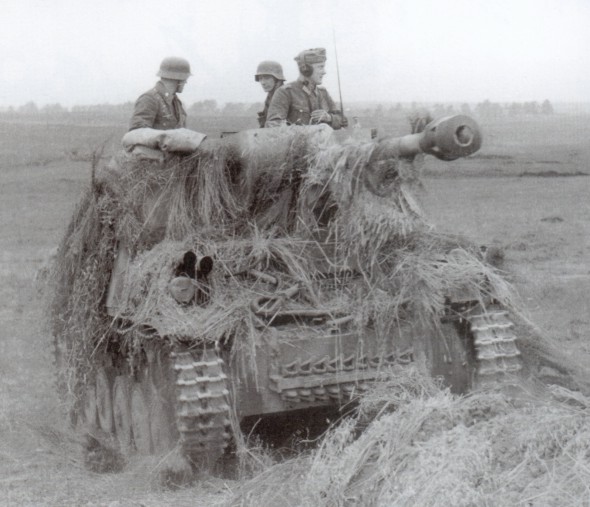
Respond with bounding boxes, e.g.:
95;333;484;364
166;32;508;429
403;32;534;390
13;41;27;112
136;88;159;102
272;84;294;98
141;85;159;95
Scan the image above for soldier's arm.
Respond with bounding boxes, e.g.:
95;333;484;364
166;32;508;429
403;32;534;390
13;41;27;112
177;100;188;129
323;90;347;130
129;93;159;131
264;87;290;128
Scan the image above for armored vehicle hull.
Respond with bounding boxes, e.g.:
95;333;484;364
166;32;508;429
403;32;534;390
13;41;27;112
51;117;521;469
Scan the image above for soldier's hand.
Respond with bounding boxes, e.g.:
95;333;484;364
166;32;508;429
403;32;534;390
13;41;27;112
341;116;349;128
310;109;331;124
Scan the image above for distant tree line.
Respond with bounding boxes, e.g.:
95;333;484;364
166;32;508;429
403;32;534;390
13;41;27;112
0;98;556;122
0;101;135;125
472;99;554;118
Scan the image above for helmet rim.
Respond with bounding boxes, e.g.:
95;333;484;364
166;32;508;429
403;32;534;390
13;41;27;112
254;60;285;82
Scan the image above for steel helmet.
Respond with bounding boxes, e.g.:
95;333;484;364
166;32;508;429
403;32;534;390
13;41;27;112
254;60;285;82
157;57;192;80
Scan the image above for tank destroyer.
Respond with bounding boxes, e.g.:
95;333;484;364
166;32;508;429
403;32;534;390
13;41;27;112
50;115;521;469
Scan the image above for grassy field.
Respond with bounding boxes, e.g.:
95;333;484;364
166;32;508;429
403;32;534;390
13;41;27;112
1;113;589;505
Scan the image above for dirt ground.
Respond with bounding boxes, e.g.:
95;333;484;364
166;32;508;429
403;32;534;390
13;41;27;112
421;174;590;365
0;114;589;506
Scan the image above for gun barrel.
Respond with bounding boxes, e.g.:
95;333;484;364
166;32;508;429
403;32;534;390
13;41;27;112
379;115;483;161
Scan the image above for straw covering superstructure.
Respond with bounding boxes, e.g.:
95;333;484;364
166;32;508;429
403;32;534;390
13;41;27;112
48;125;515;416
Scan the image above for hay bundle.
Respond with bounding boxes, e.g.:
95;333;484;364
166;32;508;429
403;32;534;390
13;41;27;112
48;126;518;406
221;372;590;507
48;186;117;409
104;144;242;249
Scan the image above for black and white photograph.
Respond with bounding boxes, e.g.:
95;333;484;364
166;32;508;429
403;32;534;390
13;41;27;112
1;0;590;505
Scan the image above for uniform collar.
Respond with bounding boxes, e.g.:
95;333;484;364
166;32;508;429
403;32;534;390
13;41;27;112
298;76;317;95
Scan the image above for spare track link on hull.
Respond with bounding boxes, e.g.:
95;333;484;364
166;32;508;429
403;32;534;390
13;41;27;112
469;309;522;384
171;346;231;465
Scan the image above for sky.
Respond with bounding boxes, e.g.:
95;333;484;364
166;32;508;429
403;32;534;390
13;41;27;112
2;0;590;108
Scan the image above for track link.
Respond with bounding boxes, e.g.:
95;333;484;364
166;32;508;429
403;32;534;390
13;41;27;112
172;347;231;465
469;309;522;385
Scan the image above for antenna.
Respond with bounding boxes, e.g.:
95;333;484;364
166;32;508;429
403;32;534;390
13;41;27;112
331;25;345;120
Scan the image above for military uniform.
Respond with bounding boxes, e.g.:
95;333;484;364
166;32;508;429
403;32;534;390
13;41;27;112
254;60;285;128
258;84;282;128
265;48;346;129
129;81;187;131
265;78;345;129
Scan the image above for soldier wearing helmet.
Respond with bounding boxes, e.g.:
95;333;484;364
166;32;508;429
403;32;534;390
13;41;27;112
255;60;285;128
129;57;191;131
265;48;347;129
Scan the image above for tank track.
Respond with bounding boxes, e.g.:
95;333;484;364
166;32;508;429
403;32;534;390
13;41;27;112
469;309;522;385
171;346;232;465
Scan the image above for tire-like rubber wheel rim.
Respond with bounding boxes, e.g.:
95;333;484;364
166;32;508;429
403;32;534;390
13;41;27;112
96;368;114;433
113;376;132;453
130;383;152;454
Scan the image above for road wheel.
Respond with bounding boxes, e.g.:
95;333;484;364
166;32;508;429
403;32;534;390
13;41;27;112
149;382;175;454
53;334;79;427
53;335;68;399
113;376;132;453
96;368;114;434
130;383;152;454
81;382;98;431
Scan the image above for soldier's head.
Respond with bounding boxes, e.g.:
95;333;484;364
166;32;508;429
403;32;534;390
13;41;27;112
255;61;285;93
157;57;192;93
295;48;327;85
